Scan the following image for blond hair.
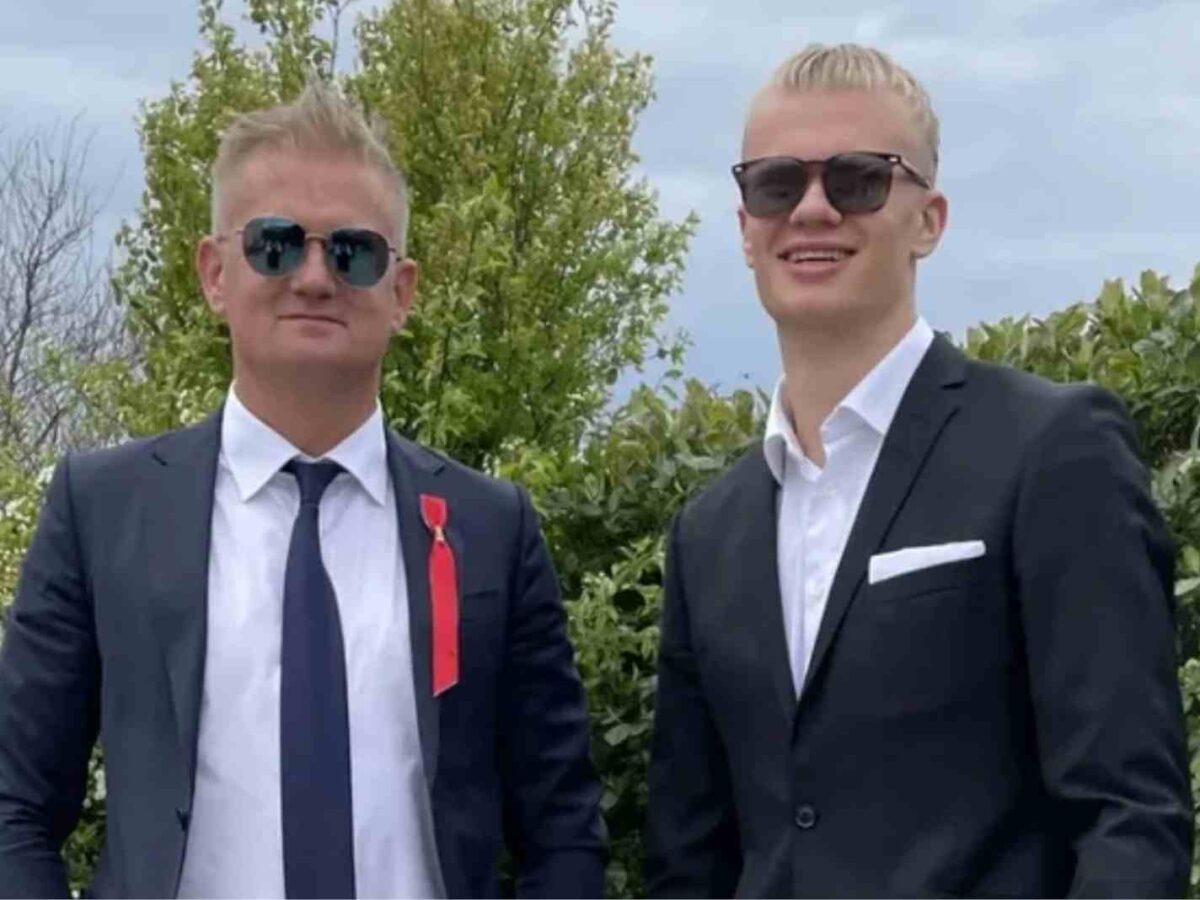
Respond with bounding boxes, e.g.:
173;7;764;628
758;43;940;172
211;79;410;254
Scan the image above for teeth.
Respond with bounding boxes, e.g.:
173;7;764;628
785;249;851;263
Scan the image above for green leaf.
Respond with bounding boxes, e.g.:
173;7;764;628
1177;577;1200;598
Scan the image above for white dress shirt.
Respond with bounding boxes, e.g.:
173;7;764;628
763;318;935;695
177;387;444;899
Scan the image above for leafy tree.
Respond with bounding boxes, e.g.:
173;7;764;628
506;380;763;597
0;452;47;638
103;0;694;467
508;380;763;895
0;122;126;465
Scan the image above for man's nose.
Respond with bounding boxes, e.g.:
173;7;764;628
291;238;336;296
786;169;843;227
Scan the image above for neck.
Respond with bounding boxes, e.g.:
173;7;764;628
232;369;379;457
776;302;916;467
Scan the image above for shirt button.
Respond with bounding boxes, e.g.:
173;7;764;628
794;804;818;829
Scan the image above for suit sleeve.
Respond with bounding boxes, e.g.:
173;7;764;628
498;484;606;899
0;456;100;898
644;512;741;898
1013;385;1192;897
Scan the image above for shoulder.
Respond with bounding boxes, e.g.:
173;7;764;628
963;352;1111;405
42;413;222;520
59;423;201;491
65;411;219;484
674;443;766;540
960;354;1135;446
62;434;159;484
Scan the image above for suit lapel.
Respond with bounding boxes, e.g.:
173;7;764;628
145;410;222;786
727;452;797;728
386;431;447;789
143;414;450;795
800;336;967;698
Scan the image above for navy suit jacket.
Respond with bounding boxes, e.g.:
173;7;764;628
645;335;1192;897
0;410;606;898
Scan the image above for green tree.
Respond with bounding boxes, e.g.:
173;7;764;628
0;450;47;639
504;380;764;895
103;0;693;467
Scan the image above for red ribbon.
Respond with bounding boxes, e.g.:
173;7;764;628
420;494;459;696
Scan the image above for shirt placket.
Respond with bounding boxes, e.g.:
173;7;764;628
803;428;853;682
782;460;809;696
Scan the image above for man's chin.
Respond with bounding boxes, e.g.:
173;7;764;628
760;289;852;327
241;351;379;388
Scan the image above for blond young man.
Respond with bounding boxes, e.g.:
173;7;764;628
644;44;1191;897
0;82;605;899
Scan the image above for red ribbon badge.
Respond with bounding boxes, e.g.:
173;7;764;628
420;494;460;696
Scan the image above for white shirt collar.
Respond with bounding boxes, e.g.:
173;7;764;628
763;317;936;485
221;385;389;505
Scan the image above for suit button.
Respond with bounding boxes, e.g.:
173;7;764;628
176;807;190;830
794;804;817;829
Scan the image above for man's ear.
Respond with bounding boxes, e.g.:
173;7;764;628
737;206;755;268
197;236;229;317
912;190;949;261
390;258;419;333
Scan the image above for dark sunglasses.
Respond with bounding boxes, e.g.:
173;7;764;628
732;152;931;218
230;216;399;288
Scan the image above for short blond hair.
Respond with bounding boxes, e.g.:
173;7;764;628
758;43;940;172
211;79;410;254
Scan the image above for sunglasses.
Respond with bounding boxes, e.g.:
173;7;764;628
229;216;399;288
732;152;931;218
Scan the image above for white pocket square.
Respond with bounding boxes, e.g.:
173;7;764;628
868;540;986;585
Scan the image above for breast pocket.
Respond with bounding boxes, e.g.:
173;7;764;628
456;589;506;681
459;588;504;624
843;555;1012;715
866;554;1006;605
442;589;507;743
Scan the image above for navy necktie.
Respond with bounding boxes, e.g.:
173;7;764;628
280;460;356;899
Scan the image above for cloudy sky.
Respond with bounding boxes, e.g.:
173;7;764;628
2;0;1197;394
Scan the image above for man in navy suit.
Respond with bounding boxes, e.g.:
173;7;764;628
0;81;605;898
645;43;1191;897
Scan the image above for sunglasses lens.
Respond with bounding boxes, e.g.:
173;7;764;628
824;153;894;213
739;158;809;217
242;217;305;277
240;218;391;287
327;229;390;288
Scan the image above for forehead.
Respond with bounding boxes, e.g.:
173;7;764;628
221;147;398;235
742;88;925;165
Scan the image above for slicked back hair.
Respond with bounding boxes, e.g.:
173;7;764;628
756;42;940;175
210;79;410;254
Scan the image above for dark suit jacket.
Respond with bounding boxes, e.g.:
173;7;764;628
0;411;605;898
645;335;1192;898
